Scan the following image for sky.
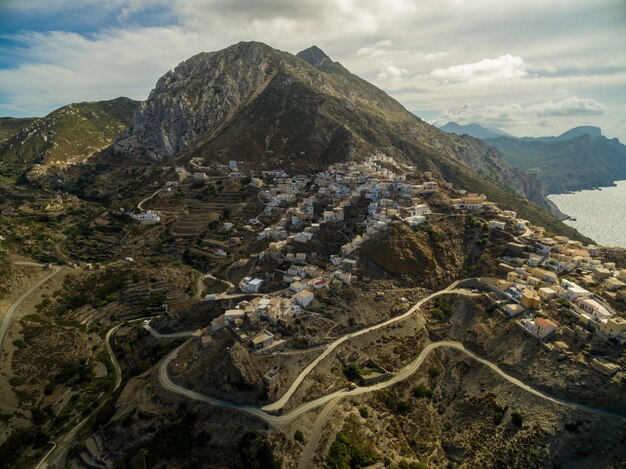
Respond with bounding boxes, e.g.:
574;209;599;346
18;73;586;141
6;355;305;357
1;0;625;140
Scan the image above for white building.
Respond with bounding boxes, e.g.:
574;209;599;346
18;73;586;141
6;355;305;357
293;290;314;308
240;277;264;293
131;211;160;222
573;297;612;321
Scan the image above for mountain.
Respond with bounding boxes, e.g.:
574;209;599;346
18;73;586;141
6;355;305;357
519;125;603;143
0;117;38;144
440;121;513;139
0;97;138;177
485;127;626;194
554;125;602;141
109;42;587;238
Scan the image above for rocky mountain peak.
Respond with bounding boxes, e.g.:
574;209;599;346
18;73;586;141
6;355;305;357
296;45;332;67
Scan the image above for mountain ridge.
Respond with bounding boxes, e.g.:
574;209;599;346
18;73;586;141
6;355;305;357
440;121;514;139
0;97;138;178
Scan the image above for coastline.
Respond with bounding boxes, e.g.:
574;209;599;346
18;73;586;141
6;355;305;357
548;180;626;248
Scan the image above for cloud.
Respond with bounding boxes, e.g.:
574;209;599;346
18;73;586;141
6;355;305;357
429;54;528;85
434;103;525;127
377;61;408;81
0;0;624;141
433;96;607;136
0;28;207;115
357;40;392;58
530;96;605;116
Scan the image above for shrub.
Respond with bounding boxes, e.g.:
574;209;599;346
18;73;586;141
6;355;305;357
294;430;305;442
412;384;433;399
511;411;523;428
12;339;25;349
31;408;50;426
358;407;369;418
343;363;362;382
9;376;25;387
428;367;440;378
396;400;412;414
327;432;379;469
492;402;507;425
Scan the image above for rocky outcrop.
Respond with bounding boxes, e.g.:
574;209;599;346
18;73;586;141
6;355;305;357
115;42;282;161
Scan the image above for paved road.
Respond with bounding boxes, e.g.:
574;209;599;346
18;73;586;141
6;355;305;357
0;265;62;353
137;188;162;211
262;281;464;412
297;397;339;469
105;324;123;392
159;276;626;426
36;320;130;469
161;338;626;427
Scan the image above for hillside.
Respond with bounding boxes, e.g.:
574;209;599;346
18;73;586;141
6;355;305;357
110;42;584;238
0;117;38;144
485;131;626;194
0;97;138;178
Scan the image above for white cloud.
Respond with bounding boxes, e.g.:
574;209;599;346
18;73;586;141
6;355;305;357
377;62;409;81
0;0;625;140
433;96;607;136
357;40;392;58
429;55;528;85
529;97;605;116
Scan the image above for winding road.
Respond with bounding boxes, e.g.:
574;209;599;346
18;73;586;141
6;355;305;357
161;339;626;426
0;264;62;353
158;279;626;427
137;187;162;211
36;320;128;468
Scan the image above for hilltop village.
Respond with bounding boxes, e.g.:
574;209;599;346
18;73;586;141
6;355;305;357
3;149;626;469
130;153;626;383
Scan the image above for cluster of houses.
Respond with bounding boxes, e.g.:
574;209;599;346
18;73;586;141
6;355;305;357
183;151;625;375
481;227;626;349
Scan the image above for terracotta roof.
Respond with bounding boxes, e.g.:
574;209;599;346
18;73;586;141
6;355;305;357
536;317;558;328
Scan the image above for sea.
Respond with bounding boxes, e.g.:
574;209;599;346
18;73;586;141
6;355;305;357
547;180;626;248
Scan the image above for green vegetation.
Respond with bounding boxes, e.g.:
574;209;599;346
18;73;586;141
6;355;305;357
412;384;433;400
0;428;49;469
0;116;37;143
358;407;369;418
233;432;281;469
430;297;453;321
9;376;25;387
377;390;414;414
511;411;524;427
486;134;626;194
12;339;26;349
0;98;138;168
343;363;366;382
117;412;199;468
294;429;305;442
485;395;508;426
428;367;440;378
42;268;129;317
327;432;379;469
0;251;10;298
